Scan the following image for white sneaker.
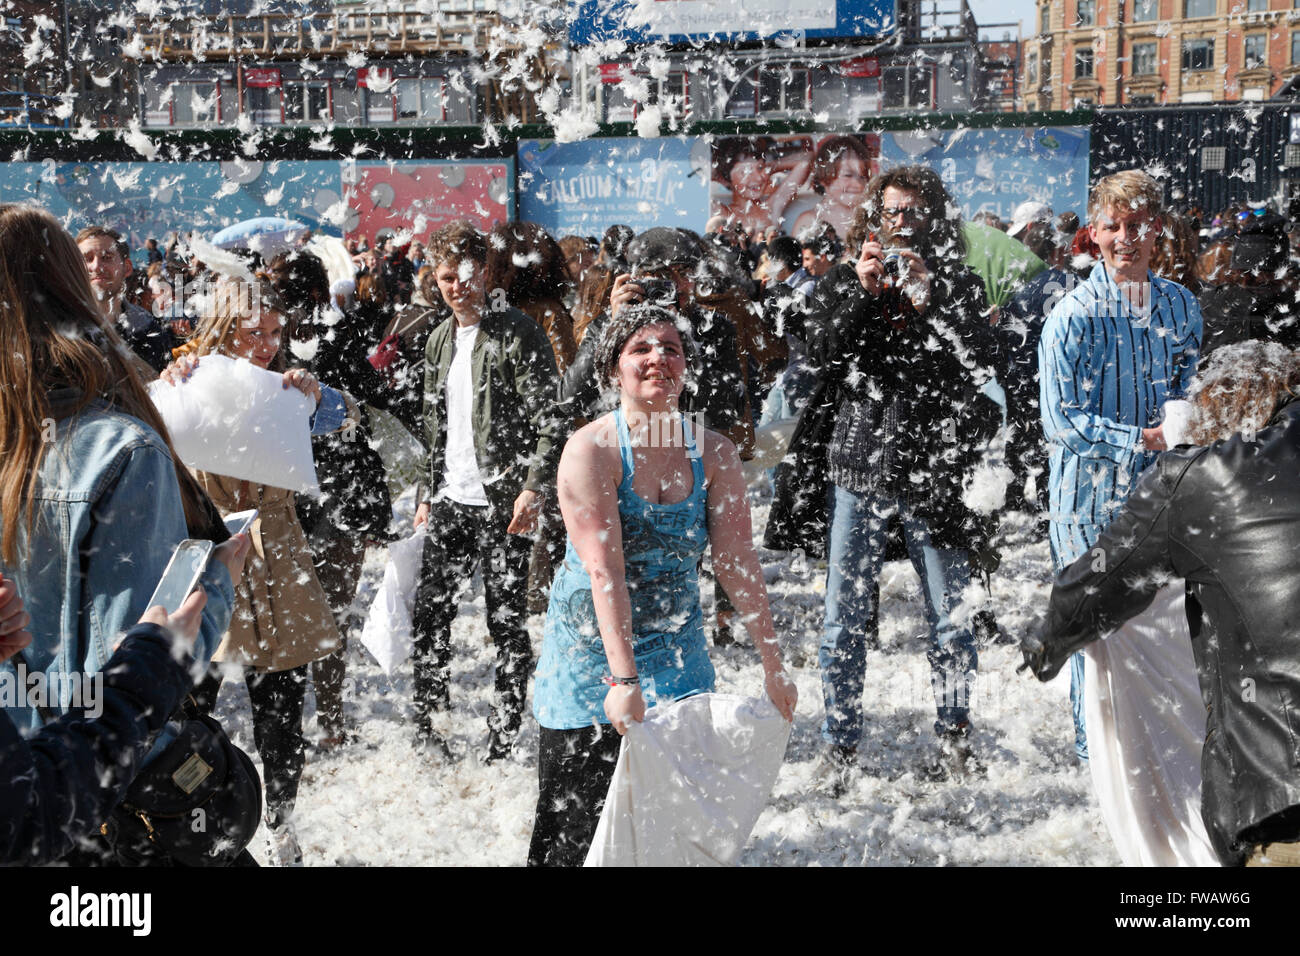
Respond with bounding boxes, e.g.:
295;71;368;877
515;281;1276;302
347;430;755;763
267;820;304;867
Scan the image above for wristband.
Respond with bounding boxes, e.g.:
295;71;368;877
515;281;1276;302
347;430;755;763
603;674;640;687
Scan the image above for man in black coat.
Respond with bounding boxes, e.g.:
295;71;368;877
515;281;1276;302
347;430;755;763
1023;342;1300;865
768;165;1000;787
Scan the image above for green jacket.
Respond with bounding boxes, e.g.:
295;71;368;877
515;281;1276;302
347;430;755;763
962;220;1047;309
421;306;564;520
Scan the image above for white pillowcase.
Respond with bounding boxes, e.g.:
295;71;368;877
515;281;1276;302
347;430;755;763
148;353;321;495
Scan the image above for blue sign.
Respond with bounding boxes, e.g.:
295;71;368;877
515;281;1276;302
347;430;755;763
569;0;895;46
517;137;711;236
878;126;1091;224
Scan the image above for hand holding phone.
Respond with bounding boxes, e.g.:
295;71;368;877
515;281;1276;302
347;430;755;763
146;539;214;616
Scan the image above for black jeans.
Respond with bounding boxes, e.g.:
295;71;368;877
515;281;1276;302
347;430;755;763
194;663;309;827
527;724;623;867
411;498;533;743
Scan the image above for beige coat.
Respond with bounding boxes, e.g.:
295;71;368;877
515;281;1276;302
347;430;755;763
195;470;342;673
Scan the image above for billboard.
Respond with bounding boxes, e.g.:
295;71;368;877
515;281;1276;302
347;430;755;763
569;0;895;46
517;137;710;236
878;126;1091;224
0;157;514;264
710;133;880;239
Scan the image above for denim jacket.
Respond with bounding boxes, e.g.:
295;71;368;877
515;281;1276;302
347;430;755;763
0;399;234;733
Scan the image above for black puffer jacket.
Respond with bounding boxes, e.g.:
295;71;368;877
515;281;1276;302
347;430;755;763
292;307;394;540
1027;397;1300;865
765;260;1000;555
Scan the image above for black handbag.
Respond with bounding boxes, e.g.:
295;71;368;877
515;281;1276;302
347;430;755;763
99;704;263;867
23;650;263;868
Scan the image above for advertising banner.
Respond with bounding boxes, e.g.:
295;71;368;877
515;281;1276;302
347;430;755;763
710;132;880;240
877;125;1091;223
517;136;710;236
569;0;895;45
0;157;513;263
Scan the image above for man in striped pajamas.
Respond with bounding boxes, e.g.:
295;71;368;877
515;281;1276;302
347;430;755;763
1037;170;1202;762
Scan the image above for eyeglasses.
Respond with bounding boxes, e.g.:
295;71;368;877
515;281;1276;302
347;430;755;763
1237;207;1268;221
881;205;930;223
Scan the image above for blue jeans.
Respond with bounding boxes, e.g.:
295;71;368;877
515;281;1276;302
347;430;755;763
820;485;978;747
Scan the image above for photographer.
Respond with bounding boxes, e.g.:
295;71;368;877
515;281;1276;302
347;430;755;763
767;165;1000;788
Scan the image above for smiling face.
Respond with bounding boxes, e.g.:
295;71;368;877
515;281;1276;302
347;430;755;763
228;308;284;369
435;257;486;325
78;234;129;307
615;322;687;406
1089;204;1162;283
729;158;771;203
826;153;870;208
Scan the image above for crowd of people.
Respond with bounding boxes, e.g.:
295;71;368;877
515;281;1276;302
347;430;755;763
1;156;1298;868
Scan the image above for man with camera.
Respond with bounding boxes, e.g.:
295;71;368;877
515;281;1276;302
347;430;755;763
767;165;1001;788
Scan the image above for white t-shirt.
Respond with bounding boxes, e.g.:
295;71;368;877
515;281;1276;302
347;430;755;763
437;322;489;507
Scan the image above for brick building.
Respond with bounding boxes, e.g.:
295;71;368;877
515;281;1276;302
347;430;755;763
1024;0;1300;108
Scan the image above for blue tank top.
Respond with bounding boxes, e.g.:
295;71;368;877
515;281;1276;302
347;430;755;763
533;408;715;730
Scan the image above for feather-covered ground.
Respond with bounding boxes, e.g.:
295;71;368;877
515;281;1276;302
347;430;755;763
208;491;1117;867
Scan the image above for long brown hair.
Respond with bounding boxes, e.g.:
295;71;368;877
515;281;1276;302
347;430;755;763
0;204;209;563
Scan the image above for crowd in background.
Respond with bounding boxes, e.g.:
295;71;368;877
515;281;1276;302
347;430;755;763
3;159;1300;868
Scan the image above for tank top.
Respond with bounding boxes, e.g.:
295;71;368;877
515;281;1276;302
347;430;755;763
533;408;715;730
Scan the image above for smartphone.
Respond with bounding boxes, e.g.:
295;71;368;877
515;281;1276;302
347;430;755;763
146;539;214;615
223;509;259;537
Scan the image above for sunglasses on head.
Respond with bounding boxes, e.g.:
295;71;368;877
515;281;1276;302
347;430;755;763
1237;207;1268;221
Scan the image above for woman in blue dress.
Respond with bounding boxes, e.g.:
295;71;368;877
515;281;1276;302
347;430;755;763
529;301;797;867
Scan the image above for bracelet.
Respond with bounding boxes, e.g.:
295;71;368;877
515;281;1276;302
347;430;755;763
602;674;640;687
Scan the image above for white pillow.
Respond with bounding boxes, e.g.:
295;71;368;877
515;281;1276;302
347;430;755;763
148;353;321;495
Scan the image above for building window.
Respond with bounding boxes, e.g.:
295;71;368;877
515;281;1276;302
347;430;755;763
1132;41;1157;74
1041;2;1050;30
1182;37;1215;69
1131;94;1156;104
1075;47;1095;76
1076;0;1096;24
1247;0;1267;10
1292;30;1300;63
1185;0;1215;16
1028;51;1039;85
283;81;330;122
1134;0;1159;19
1243;33;1267;68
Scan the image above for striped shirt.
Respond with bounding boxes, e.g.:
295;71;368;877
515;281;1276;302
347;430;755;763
1038;263;1202;572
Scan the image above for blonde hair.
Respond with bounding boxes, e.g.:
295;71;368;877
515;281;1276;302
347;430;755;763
1089;169;1163;223
184;272;293;372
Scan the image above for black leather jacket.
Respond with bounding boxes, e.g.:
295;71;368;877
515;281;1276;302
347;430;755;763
1027;396;1300;864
